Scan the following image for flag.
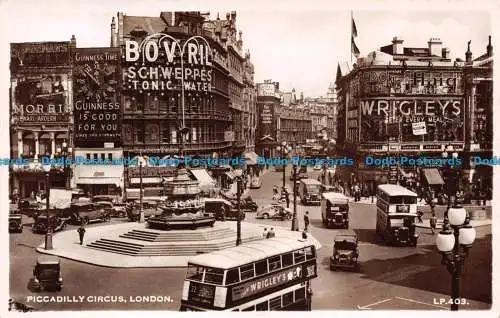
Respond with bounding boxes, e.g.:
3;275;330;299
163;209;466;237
351;37;360;58
352;18;358;37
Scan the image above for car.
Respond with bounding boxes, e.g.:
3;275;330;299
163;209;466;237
314;164;322;170
70;202;111;225
32;214;67;234
250;176;262;189
127;200;160;221
204;198;245;221
329;234;359;271
9;213;23;233
32;256;63;291
256;204;292;220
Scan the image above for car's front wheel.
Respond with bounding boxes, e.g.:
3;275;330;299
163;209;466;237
262;213;269;219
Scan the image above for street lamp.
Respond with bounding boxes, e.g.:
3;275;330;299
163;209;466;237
435;205;476;311
137;156;148;223
236;175;243;246
276;141;292;189
291;163;299;231
56;140;72;190
42;164;53;250
442;145;460;211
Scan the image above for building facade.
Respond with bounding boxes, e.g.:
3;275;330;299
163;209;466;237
10;40;75;198
335;36;493;195
256;80;280;157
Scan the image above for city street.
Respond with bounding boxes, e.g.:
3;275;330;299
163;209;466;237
10;169;492;311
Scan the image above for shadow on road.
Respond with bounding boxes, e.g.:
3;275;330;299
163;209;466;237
351;228;379;244
357;234;492;304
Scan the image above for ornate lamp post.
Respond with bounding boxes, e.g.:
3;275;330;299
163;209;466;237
291;163;299;231
137;156;147;223
276;141;292;189
56;140;72;189
442;145;460;211
42;164;53;250
435;206;476;311
236;174;243;246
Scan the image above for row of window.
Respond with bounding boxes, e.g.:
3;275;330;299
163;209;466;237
122;124;230;144
236;287;306;311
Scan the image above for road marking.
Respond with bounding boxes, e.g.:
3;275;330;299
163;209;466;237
357;298;392;310
395;297;448;309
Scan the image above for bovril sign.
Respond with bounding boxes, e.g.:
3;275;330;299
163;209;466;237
124;34;213;93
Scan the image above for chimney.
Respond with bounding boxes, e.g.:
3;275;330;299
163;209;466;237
392;36;404;55
428;38;442;57
70;35;77;49
487;35;493;57
110;17;117;47
441;47;450;59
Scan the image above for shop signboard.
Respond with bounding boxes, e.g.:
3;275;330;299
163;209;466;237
10;42;71;71
73;48;121;147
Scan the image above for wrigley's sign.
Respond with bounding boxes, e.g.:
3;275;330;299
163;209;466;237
123;34;213;93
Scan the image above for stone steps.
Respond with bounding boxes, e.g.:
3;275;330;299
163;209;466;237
119;228;236;242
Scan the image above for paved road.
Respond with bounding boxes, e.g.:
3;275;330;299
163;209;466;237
9;168;492;311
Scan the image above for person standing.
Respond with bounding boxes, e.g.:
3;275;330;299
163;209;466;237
430;212;437;234
262;228;268;239
285;190;290;209
304;211;310;232
267;228;275;238
77;224;86;245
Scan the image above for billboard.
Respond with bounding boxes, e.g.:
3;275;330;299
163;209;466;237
10;42;70;71
73;48;121;147
259;102;275;140
359;97;465;142
257;83;277;97
11;73;70;124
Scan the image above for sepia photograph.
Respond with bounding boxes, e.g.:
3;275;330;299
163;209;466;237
2;0;497;314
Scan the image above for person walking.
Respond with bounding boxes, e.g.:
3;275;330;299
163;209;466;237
285;190;290;209
430;212;437;234
77;224;86;245
304;211;310;232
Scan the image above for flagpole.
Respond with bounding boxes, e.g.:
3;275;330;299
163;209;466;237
350;11;353;64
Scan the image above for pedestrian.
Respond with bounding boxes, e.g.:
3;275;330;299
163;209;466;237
262;227;268;239
417;209;424;223
430;212;437;234
77;224;86;245
301;231;308;240
285;191;290;208
304;211;310;232
267;227;275;238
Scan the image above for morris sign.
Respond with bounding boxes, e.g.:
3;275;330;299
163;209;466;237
124;34;213;93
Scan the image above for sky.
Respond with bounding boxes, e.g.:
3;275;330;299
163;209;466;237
0;0;494;99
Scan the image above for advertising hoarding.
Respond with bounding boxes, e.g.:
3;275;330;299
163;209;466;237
10;42;71;70
73;48;121;147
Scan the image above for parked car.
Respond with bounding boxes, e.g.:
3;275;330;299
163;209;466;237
9;213;23;233
18;199;43;217
32;214;67;234
91;195;120;204
256;204;292;220
330;234;359;271
204;198;245;221
227;196;258;212
127;200;159;221
250;176;262;189
70;202;111;225
109;203;128;217
290;166;308;180
32;256;63;291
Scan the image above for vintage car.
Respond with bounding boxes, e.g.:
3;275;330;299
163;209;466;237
250;176;262;189
32;256;63;291
226;196;258;212
32;214;67;234
289;166;308;180
91;195;120;204
204;198;245;221
330;234;359;271
256;204;292;220
18;199;43;217
9;213;23;233
127;200;159;221
70;202;111;225
109;203;128;217
321;192;350;228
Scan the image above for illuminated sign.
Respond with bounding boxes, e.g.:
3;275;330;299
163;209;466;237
188;282;215;305
123;34;213;93
261;104;273;124
11;74;70;124
73;48;121;147
231;265;308;302
10;42;70;69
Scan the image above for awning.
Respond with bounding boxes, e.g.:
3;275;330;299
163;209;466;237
190;169;216;191
243;151;259;165
423;168;444;185
130;177;164;184
74;165;123;187
225;171;235;180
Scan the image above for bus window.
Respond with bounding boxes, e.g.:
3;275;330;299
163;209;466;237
282;253;293;267
294;287;306;301
256;301;268;311
204;267;224;284
283;292;294;307
268;256;281;271
186;264;204;281
270;296;282;310
225;268;239;284
240;264;255;281
294;249;306;263
304;247;315;260
389;196;404;204
242;306;255;311
405;197;417;204
255;260;268;276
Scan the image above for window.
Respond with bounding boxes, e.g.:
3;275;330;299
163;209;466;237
241;306;255;311
294;250;305;264
305;247;315;260
86;154;91;160
225;269;239;284
186;264;204;282
268;256;281;271
93;154;98;161
255;260;268;276
256;301;268;311
294;287;306;301
269;296;282;310
108;153;113;161
283;292;294;307
135;124;145;143
282;253;293;267
101;153;106;161
204;267;224;284
240;264;255;281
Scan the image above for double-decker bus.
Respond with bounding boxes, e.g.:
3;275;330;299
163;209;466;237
376;184;418;246
180;237;318;311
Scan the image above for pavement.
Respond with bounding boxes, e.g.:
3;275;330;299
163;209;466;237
35;221;321;268
414;219;491;229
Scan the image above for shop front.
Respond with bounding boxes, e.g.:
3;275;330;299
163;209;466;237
74;165;123;197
